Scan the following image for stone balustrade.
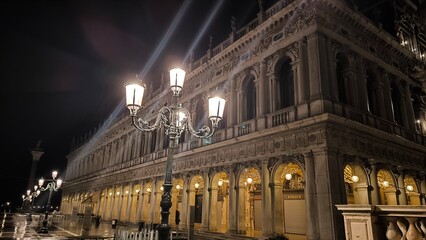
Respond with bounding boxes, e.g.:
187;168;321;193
336;204;426;240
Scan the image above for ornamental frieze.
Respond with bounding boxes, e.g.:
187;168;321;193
331;127;423;168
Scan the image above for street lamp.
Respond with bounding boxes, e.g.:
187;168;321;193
37;170;63;234
125;67;225;240
27;185;41;211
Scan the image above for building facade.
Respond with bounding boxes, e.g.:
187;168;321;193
60;0;426;239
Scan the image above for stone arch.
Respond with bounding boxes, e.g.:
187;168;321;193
209;171;230;232
377;167;398;205
271;158;306;235
189;174;204;228
343;162;369;204
235;166;262;234
403;174;421;205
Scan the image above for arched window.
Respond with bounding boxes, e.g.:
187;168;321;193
391;81;403;125
366;70;379;115
336;53;349;105
275;57;294;109
242;76;256;121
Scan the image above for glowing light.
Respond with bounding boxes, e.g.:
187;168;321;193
218;179;223;187
52;171;58;180
194;182;200;189
176;185;181;190
406;185;414;192
285;173;292;181
382;181;389;187
247;177;253;184
351;175;360;183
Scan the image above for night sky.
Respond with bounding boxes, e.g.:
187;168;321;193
0;0;277;209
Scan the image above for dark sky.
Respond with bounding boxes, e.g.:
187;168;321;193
0;0;277;209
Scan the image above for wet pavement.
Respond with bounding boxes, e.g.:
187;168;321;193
0;212;119;239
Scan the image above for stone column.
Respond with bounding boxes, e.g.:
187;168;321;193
227;168;237;234
304;151;319;240
272;183;284;234
258;60;267;116
237;185;246;234
95;189;102;216
153;182;162;223
313;149;345;240
148;180;157;223
261;160;273;235
298;38;309;103
396;171;407;205
307;33;331;101
201;172;210;231
109;186;116;220
209;186;219;231
227;77;237;127
126;184;134;222
136;181;144;221
180;177;189;230
101;188;108;219
117;185;124;220
368;161;380;205
381;72;394;121
404;83;416;130
420;175;426;205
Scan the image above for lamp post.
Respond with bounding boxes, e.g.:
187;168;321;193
125;67;225;240
37;170;63;234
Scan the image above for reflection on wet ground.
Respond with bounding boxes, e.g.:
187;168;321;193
0;213;116;239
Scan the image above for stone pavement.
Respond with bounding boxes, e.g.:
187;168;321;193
0;212;117;239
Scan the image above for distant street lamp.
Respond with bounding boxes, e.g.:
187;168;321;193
37;170;62;234
26;185;41;211
125;67;225;240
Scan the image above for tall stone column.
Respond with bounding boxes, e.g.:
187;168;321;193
109;186;116;220
117;185;124;220
28;141;44;191
237;185;246;234
209;186;219;231
227;168;237;234
201;171;210;231
180;177;189;230
126;184;134;222
381;72;394;121
271;183;283;234
404;83;416;130
298;38;309;103
396;170;407;205
153;182;162;223
257;60;267;116
304;151;319;240
95;189;102;216
101;188;108;219
307;33;331;101
136;181;144;221
313;149;345;240
420;175;426;205
261;160;273;235
368;161;380;205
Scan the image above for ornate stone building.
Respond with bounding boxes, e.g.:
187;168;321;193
60;0;426;239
